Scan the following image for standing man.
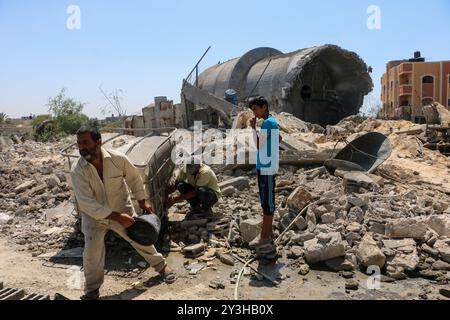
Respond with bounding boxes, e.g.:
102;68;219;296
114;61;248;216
165;161;221;218
71;126;176;300
248;96;280;250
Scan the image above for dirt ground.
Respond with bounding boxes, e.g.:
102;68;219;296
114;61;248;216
0;238;447;300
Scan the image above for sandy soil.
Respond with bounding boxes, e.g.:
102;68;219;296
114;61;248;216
1;238;447;300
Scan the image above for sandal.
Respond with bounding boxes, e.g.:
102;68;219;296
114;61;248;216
161;271;177;284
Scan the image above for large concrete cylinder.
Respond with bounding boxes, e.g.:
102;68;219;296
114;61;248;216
198;45;373;127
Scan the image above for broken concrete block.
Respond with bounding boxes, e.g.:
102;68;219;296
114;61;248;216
239;218;262;243
290;232;315;244
304;232;345;264
287;187;312;212
382;238;416;250
321;212;336;224
421;243;439;256
46;175;60;189
183;243;206;258
347;195;368;208
346;222;363;234
41;166;53;175
347;206;364;224
343;171;379;192
388;252;420;271
325;257;355;271
426;215;450;237
305;210;316;232
369;221;385;235
44;202;75;222
313;205;328;218
434;240;450;263
432;260;450;271
218;177;250;191
216;251;235;266
385;218;428;240
280;212;306;231
386;265;407;280
356;234;386;268
221;186;236;197
287;246;304;259
14;180;36;193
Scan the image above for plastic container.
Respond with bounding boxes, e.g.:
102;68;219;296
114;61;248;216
127;214;161;246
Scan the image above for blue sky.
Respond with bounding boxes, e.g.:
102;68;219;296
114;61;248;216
1;0;449;118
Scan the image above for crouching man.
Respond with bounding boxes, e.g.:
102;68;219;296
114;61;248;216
165;161;221;217
71;126;176;300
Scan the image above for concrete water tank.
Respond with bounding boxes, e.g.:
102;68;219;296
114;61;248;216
198;45;373;127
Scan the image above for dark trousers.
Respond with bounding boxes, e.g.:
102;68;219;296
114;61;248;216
177;182;218;211
257;170;276;216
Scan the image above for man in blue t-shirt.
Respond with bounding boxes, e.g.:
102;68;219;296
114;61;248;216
248;96;280;250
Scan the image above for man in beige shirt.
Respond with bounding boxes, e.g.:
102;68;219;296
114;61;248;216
71;126;175;300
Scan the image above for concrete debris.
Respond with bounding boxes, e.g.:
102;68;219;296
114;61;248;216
345;279;359;291
183;243;206;259
218;177;250;191
14;180;36;193
185;262;206;275
209;279;225;290
239;218;262;244
356;234;386;268
298;264;310;275
3;109;450;294
343;171;379;193
286;187;313;212
304;232;345;264
385;218;429;240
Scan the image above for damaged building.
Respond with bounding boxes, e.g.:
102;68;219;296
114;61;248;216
188;44;373;127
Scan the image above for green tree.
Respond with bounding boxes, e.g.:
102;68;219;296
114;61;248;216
47;88;90;134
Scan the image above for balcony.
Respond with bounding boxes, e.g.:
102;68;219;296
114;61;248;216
398;63;413;75
399;85;412;96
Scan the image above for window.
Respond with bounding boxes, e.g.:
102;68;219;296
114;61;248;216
448;75;450;84
422;76;434;84
448;99;450;107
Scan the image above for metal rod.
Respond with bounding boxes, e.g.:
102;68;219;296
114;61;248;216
185;46;211;84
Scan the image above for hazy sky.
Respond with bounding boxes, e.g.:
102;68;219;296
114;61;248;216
1;0;449;118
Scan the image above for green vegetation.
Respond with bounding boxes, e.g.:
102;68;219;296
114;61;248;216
34;88;93;141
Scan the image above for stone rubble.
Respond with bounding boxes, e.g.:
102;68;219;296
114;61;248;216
2;113;450;292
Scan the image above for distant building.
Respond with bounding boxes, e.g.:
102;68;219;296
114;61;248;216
380;51;450;123
123;96;186;136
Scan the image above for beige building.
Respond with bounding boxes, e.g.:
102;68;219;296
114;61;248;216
380;52;450;123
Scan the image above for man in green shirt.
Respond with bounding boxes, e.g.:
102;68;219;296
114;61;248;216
165;162;221;216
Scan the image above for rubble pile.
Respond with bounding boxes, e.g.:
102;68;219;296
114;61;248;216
168;114;450;286
0;136;81;256
1;112;450;291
